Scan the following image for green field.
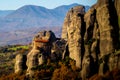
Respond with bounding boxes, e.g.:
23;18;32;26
8;45;29;51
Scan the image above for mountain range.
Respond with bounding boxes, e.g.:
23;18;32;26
0;10;13;17
0;3;89;46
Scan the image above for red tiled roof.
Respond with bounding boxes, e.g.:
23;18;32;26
35;39;49;43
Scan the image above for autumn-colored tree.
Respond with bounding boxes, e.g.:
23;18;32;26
52;63;80;80
89;68;120;80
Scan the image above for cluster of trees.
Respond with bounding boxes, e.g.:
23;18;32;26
89;68;120;80
0;55;120;80
0;57;81;80
0;44;120;80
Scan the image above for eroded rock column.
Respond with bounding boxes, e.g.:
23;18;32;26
26;31;56;76
62;6;85;68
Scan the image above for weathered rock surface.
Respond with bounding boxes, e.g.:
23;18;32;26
51;39;66;61
62;6;85;68
61;0;120;79
109;50;120;71
14;30;68;76
26;30;56;75
82;5;99;80
14;53;27;73
14;0;120;79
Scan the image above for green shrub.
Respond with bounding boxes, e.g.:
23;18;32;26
118;17;120;27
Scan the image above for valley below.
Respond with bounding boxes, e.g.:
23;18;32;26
0;26;61;46
0;3;89;46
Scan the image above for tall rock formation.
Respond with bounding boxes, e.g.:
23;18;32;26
96;0;119;75
14;0;120;79
62;6;85;68
81;6;99;80
26;30;56;76
61;0;120;79
14;53;27;73
14;30;68;76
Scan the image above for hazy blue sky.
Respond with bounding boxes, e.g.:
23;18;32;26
0;0;97;10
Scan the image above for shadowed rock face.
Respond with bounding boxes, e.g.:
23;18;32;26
51;39;67;61
26;30;56;76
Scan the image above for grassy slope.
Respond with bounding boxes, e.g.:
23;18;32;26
0;45;29;76
8;45;29;51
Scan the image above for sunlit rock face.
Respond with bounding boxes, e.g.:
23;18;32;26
14;53;27;73
62;5;85;68
14;0;120;79
61;0;119;79
26;30;56;76
96;0;119;75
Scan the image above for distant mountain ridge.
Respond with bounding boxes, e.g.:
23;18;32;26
0;3;84;30
0;3;90;46
0;10;14;17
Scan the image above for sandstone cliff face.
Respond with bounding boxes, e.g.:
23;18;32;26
96;0;120;76
26;31;56;75
96;1;114;75
51;39;66;61
14;0;120;79
14;53;27;73
62;6;85;68
14;30;67;76
61;0;120;79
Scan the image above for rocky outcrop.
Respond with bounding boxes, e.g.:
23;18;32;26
14;30;68;76
108;51;120;71
26;30;56;76
14;53;27;73
51;39;67;61
61;0;120;79
96;0;120;76
62;6;85;68
96;1;113;75
82;5;99;80
14;0;120;79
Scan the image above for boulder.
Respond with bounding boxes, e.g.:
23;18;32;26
14;53;27;73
